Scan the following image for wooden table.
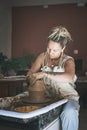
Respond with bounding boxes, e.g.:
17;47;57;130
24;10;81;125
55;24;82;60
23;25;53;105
0;76;26;97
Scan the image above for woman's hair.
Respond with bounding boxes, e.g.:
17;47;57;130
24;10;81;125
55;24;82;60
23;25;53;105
48;26;72;48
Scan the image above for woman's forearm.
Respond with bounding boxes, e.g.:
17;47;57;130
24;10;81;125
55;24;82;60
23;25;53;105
46;72;74;83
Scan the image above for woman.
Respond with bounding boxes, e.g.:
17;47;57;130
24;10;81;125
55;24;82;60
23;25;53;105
27;26;80;130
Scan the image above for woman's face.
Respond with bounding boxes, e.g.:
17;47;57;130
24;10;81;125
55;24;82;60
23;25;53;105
47;40;63;59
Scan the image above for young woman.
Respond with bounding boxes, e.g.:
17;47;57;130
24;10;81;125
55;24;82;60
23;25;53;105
27;26;80;130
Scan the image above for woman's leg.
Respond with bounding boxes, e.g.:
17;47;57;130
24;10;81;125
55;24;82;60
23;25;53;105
60;100;80;130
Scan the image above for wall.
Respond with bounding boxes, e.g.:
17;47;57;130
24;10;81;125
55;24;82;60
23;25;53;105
12;4;87;72
0;1;12;58
11;0;87;6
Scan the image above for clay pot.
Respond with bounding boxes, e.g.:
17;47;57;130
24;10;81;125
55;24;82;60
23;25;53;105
23;80;50;103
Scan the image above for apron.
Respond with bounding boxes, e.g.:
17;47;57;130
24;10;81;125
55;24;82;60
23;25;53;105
41;53;79;101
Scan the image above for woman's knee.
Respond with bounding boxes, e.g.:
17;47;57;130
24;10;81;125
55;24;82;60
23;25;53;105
60;101;79;119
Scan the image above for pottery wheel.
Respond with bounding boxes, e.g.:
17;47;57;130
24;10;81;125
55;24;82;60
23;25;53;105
22;96;52;104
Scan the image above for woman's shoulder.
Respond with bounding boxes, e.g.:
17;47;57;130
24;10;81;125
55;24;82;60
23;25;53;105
35;52;46;63
37;52;46;58
63;54;74;61
61;54;74;66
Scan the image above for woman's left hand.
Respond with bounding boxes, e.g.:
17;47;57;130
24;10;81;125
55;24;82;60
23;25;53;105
33;72;46;80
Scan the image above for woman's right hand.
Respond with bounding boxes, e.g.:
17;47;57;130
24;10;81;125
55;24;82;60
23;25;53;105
26;71;36;85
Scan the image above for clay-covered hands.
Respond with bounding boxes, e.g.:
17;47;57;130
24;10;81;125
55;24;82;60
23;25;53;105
26;71;47;86
26;71;36;85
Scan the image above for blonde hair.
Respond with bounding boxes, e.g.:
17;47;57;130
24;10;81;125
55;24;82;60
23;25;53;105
48;26;72;47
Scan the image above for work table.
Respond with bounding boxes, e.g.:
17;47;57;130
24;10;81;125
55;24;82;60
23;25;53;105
0;75;26;97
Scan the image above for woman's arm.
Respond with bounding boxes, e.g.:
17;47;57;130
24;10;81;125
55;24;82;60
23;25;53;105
27;53;45;76
27;54;75;83
46;58;75;83
32;58;76;83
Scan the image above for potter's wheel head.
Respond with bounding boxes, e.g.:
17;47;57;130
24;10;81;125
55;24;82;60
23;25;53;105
14;105;41;113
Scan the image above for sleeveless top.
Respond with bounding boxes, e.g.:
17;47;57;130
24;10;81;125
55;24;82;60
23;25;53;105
41;52;79;101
